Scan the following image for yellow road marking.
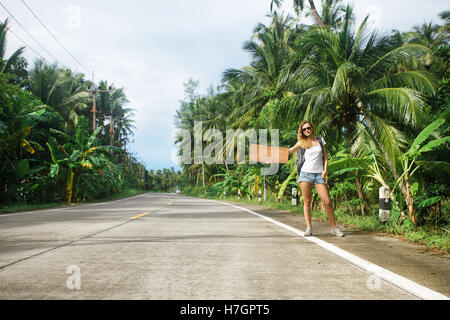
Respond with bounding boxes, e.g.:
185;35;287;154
129;212;151;220
130;200;173;220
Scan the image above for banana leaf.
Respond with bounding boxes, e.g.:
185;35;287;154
406;118;445;158
15;159;29;178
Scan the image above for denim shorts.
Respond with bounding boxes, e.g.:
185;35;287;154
298;171;327;184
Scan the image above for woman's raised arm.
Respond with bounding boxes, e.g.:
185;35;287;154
288;142;300;155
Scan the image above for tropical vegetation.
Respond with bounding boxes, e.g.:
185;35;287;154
0;18;180;210
174;1;449;250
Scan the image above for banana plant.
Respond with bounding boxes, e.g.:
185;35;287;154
327;153;372;215
0;73;47;204
391;118;449;225
46;117;121;203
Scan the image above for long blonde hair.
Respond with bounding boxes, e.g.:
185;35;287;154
297;120;316;149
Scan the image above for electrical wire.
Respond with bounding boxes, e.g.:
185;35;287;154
19;0;92;75
0;1;106;84
0;1;68;69
3;22;47;62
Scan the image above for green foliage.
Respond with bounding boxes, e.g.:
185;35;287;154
15;159;29;178
405;118;447;158
0;73;48;204
173;3;449;234
0;18;157;208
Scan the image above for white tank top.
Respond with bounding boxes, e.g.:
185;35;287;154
301;138;326;173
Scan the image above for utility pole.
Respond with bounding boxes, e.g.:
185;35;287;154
87;72;112;133
109;106;114;147
91;92;97;132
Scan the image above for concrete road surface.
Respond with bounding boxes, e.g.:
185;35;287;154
0;193;448;300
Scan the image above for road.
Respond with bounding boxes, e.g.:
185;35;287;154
0;193;447;300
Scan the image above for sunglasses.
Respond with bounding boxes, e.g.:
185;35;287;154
302;126;312;132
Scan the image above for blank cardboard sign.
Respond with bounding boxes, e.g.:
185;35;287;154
249;144;289;164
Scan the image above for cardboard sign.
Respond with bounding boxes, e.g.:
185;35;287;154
249;144;289;164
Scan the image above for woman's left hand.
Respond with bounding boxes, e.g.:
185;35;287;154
321;171;327;179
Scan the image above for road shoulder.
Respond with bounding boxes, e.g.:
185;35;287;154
219;200;450;298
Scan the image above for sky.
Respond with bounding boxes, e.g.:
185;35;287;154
1;0;449;171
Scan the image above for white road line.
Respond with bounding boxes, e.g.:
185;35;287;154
217;200;449;301
0;193;153;218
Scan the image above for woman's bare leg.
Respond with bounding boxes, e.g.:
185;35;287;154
315;183;336;228
300;182;313;229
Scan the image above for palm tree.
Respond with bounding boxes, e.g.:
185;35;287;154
91;81;129;148
271;0;325;27
174;83;207;190
108;86;129;147
291;12;433;145
116;108;136;150
319;0;349;30
0;19;28;82
439;10;450;27
405;22;450;48
28;59;90;132
176;79;236;191
285;11;435;212
223;12;296;129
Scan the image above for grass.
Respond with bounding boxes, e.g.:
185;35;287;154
0;188;152;214
183;189;449;255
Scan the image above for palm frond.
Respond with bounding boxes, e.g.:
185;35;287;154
366;87;426;127
366;43;430;75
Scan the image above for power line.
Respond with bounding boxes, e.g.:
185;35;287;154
0;1;68;69
1;2;106;85
3;18;89;81
19;0;93;76
4;22;47;62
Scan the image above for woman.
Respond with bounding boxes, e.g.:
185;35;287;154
288;121;344;237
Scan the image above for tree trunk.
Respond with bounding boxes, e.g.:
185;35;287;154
355;174;367;216
395;170;416;225
66;169;74;203
404;176;416;225
343;193;352;214
195;169;199;188
201;153;206;194
72;169;80;203
308;0;325;28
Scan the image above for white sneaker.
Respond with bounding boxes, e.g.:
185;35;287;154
304;227;312;237
331;227;344;237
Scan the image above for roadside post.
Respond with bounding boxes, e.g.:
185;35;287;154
379;186;391;223
292;188;298;206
